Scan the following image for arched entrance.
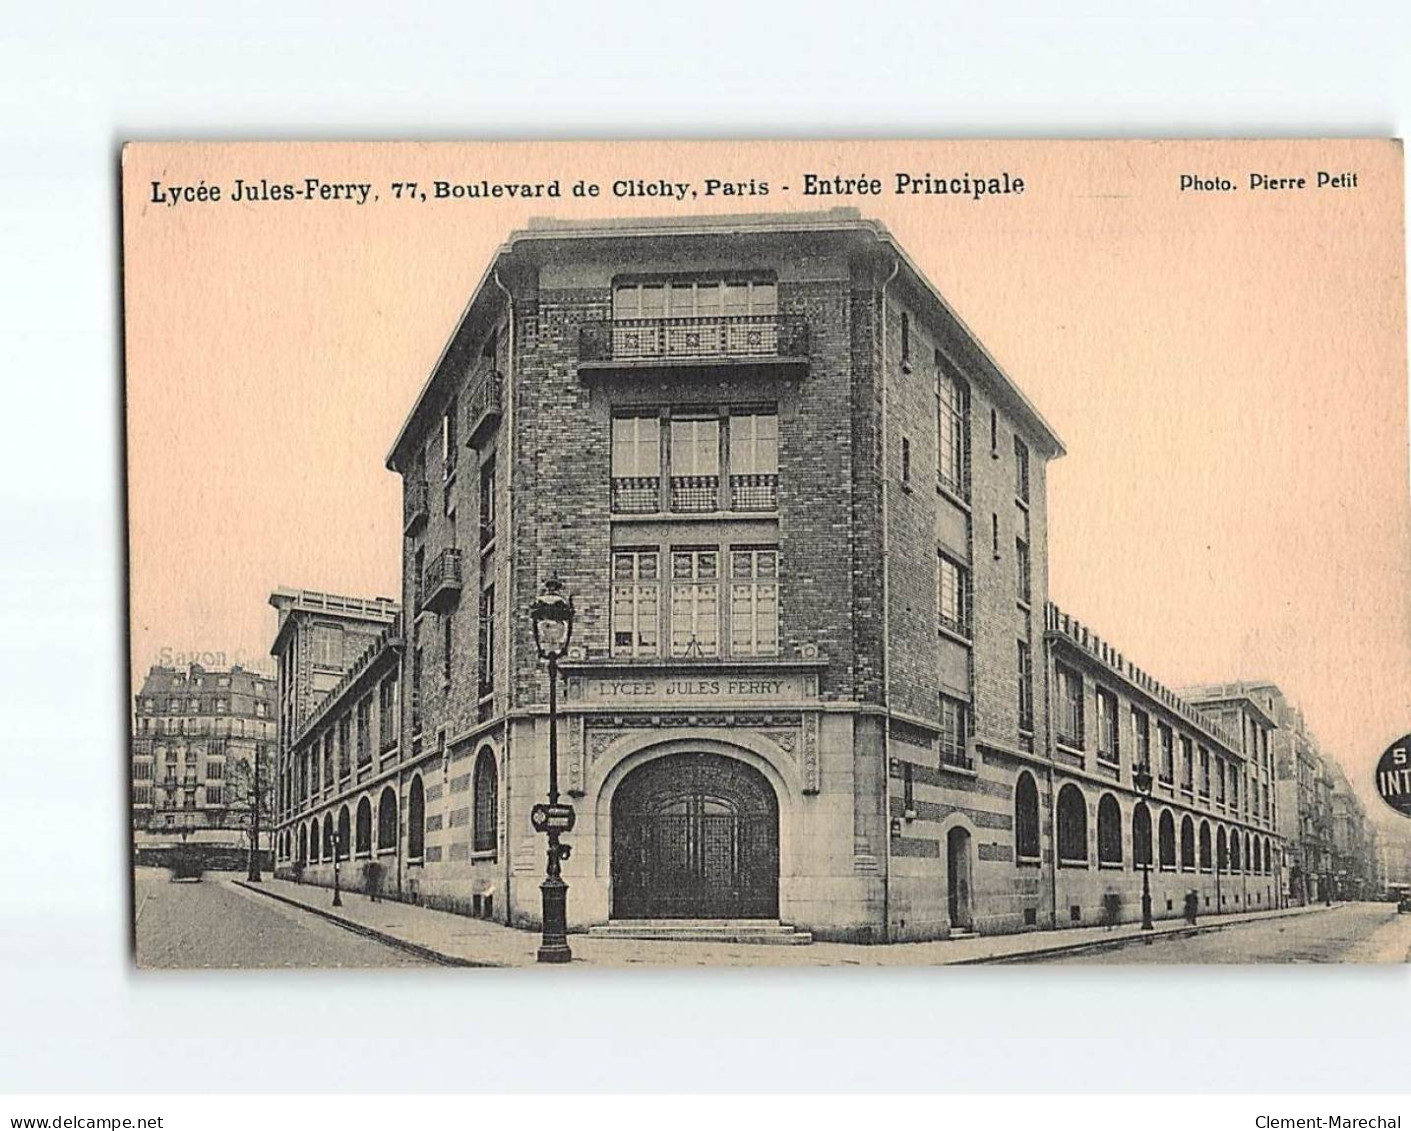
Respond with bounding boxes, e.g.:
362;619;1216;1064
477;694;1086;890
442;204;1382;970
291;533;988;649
611;752;779;919
947;826;974;931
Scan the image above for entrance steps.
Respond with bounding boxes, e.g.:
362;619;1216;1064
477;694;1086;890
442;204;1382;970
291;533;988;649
948;928;980;941
587;919;814;945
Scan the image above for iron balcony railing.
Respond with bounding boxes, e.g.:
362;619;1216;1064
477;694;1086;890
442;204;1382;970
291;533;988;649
729;472;778;511
422;548;463;614
579;314;809;364
403;478;430;534
669;474;718;513
465;365;504;448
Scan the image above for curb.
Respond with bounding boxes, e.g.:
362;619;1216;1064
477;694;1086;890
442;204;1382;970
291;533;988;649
233;880;499;968
956;904;1338;965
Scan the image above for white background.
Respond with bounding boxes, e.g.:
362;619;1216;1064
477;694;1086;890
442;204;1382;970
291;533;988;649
1;0;1409;1095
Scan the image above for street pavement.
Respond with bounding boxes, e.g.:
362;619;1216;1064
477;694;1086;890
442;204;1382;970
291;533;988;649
134;867;432;969
1030;901;1411;964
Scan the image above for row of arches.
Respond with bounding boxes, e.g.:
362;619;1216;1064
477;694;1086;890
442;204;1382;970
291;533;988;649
1013;772;1276;875
276;747;500;866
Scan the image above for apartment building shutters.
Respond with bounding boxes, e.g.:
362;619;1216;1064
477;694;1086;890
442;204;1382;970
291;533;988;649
611;752;779;920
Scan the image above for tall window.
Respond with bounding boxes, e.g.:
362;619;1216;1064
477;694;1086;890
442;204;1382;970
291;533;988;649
472;747;498;856
1159;810;1176;868
442;614;454;686
1057;784;1088;865
1216;756;1227;804
936;356;969;499
669;418;720;512
377;786;397;851
1180;815;1196;870
1056;665;1084;748
379;675;397;752
1198;820;1213;871
443;396;458;478
611;415;660;514
1095;687;1119;766
311;625;343;667
478;584;496;699
356;696;371;765
1097;794;1123;865
408;776;425;860
1199;746;1211;798
338;716;351;778
479;461;497;546
1132;709;1150;772
938;554;970;637
1158;722;1175;783
728;411;778;510
1015;537;1031;605
311;740;322;793
1133;802;1153;867
939;694;969;768
1180;735;1194;790
355;797;372;856
1014;772;1040;862
729;547;779;656
1014;435;1030;503
1017;641;1034;734
322;732;334;789
611;549;661;657
670;549;719;657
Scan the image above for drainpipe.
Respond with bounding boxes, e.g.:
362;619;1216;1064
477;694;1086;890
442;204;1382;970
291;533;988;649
879;254;900;941
492;268;515;922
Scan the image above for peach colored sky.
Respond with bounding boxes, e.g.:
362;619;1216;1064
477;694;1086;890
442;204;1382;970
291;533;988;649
122;140;1408;817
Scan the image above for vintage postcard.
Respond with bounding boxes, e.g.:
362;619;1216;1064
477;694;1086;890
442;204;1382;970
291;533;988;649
121;139;1411;968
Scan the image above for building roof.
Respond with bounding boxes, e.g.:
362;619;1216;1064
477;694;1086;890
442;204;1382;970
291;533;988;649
386;208;1067;471
267;587;400;656
1175;681;1281;731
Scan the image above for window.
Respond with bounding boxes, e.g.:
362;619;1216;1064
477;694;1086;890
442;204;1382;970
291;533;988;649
669;418;720;512
1057;784;1088;865
1158;810;1176;868
612;549;661;657
1217;826;1228;872
355;798;372;856
939;694;970;768
670;549;719;657
478;584;496;699
1133;802;1153;867
1014;772;1040;862
215;698;227;713
1216;756;1227;804
1230;767;1239;811
1056;665;1084;748
1180;735;1194;790
411;633;424;734
379;676;397;752
900;311;910;363
728;411;779;511
338;717;351;778
473;747;498;855
611;414;662;513
357;696;371;765
1017;641;1034;734
1180;815;1196;870
206;760;224;779
900;436;912;486
1014;435;1030;503
311;739;322;793
311;625;343;667
938;554;970;637
205;784;224;806
324;814;336;861
1198;820;1212;871
1015;537;1031;605
408;776;425;860
1199;746;1211;798
377;786;397;852
991;513;1000;560
443;396;458;479
1132;709;1150;773
730;547;779;656
936;355;969;499
479;460;497;547
1097;794;1123;865
133;760;152;780
1158;723;1174;783
1095;688;1119;766
132;784;153;806
442;614;453;686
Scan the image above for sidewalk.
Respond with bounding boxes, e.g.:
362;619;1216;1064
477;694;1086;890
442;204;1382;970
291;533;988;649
232;875;1336;967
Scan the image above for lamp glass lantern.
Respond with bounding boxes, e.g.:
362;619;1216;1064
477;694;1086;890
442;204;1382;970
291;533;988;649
531;577;575;660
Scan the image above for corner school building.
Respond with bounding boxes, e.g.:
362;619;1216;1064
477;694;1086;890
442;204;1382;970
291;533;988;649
269;209;1287;942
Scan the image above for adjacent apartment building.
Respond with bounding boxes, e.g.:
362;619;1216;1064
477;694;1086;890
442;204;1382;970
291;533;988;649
131;662;276;864
267;209;1309;941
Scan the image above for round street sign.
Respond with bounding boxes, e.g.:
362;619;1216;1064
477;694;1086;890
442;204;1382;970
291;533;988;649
1374;734;1411;820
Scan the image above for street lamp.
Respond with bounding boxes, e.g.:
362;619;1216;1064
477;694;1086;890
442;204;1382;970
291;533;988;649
1134;761;1155;932
530;576;575;964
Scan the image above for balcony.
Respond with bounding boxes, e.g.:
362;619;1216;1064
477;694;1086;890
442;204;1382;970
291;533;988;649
578;315;809;374
465;366;504;448
422;548;464;614
404;479;430;535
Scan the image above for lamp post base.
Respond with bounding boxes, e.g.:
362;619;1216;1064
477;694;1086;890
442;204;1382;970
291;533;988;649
538;874;572;964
